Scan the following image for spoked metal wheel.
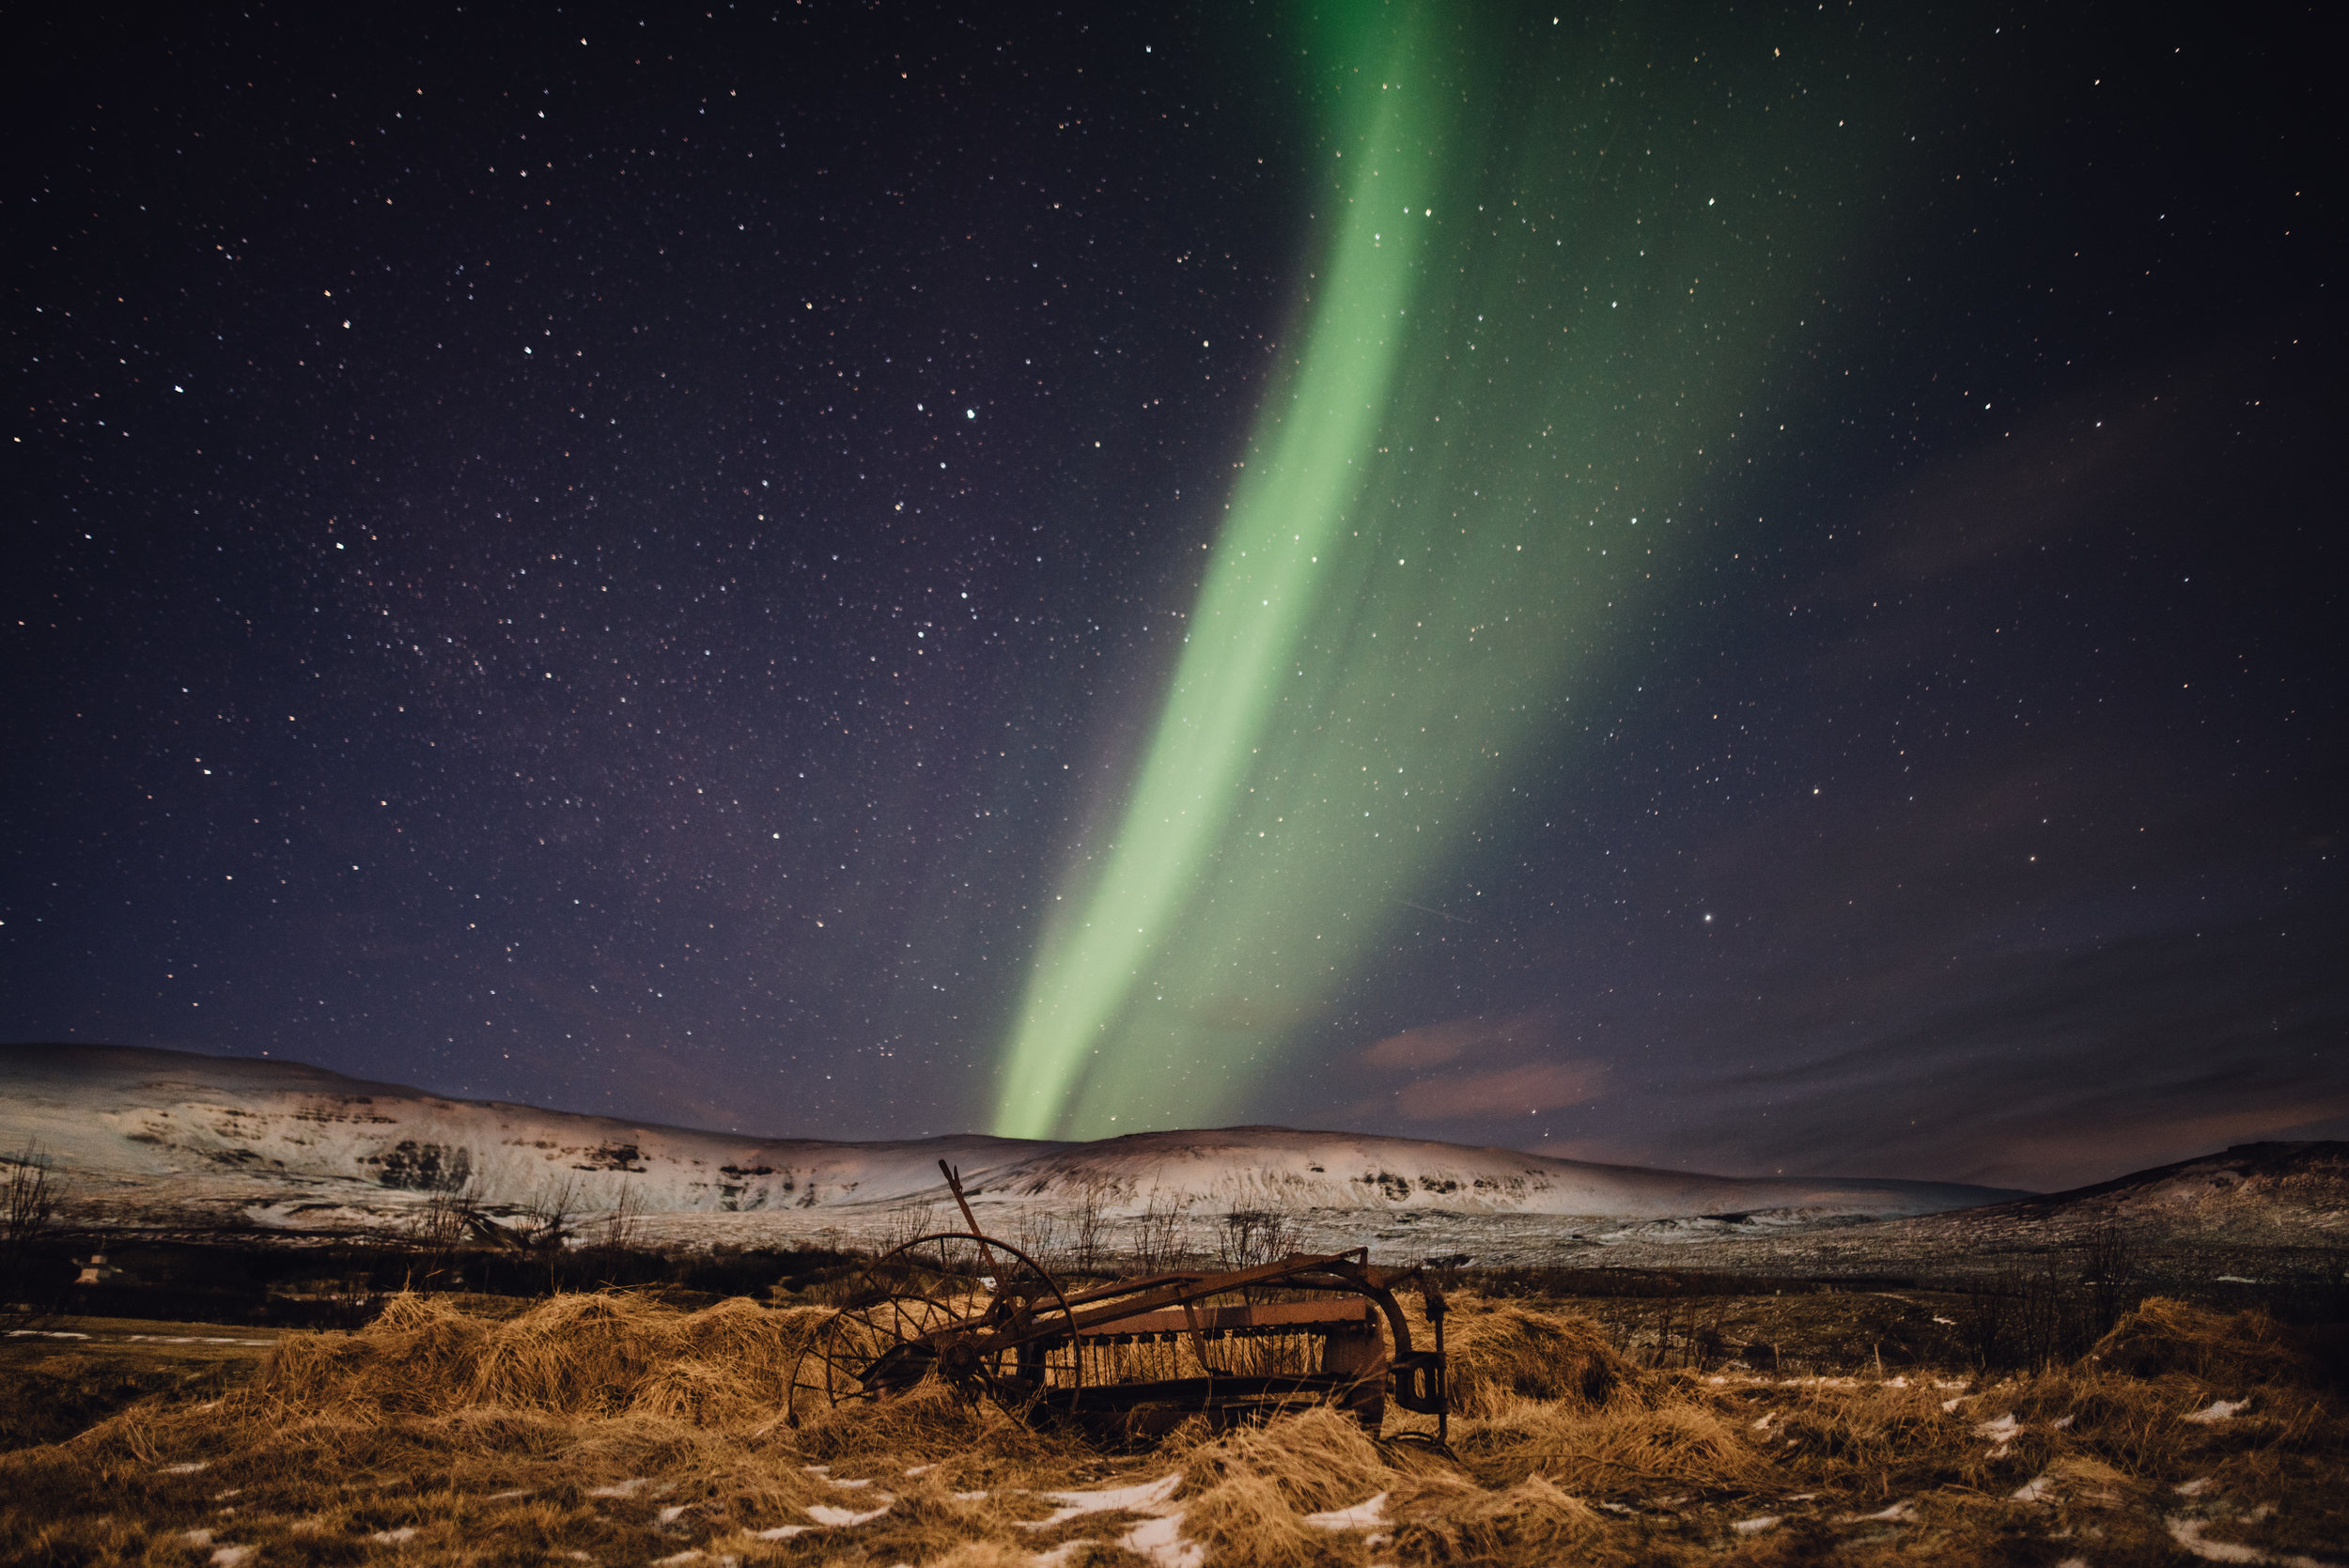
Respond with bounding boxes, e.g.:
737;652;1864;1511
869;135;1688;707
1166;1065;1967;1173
785;1232;1082;1426
786;1289;961;1421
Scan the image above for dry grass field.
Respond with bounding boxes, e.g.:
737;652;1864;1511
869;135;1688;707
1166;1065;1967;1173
3;1287;2343;1566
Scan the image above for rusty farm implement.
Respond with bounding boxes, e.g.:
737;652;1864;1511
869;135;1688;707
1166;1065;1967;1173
786;1162;1451;1445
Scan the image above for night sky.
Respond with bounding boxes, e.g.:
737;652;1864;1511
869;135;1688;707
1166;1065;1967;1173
8;1;2340;1191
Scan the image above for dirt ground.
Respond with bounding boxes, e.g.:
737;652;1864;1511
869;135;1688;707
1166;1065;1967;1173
1532;1289;1978;1377
1;1315;279;1452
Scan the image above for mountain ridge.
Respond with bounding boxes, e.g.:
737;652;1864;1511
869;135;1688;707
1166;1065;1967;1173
2;1043;2024;1239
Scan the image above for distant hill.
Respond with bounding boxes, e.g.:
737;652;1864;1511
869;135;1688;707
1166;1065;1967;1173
0;1043;2020;1241
1564;1140;2349;1279
1949;1141;2349;1231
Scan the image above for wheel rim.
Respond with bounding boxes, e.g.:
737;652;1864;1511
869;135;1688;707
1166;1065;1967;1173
815;1290;964;1408
787;1231;1082;1423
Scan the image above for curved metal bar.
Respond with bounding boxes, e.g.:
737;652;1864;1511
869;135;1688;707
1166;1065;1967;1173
789;1235;1447;1438
792;1230;1086;1418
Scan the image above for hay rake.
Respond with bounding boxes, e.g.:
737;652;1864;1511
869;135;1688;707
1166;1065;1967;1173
786;1163;1450;1444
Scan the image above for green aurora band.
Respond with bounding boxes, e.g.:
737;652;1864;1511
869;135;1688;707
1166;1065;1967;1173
993;3;1915;1139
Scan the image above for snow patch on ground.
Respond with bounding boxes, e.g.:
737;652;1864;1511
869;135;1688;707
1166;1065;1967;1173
1022;1473;1183;1529
1843;1500;1917;1523
2166;1517;2271;1563
2185;1398;2250;1424
1974;1411;2023;1452
1117;1514;1206;1568
1303;1493;1390;1531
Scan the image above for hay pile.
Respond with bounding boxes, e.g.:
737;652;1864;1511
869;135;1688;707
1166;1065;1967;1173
0;1287;2341;1566
1466;1395;1781;1498
1386;1473;1608;1563
1172;1406;1392;1566
2088;1295;2322;1387
255;1289;826;1421
1436;1296;1636;1416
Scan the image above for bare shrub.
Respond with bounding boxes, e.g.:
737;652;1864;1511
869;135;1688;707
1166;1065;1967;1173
878;1196;943;1255
403;1177;481;1291
1066;1176;1115;1276
1623;1293;1736;1372
2009;1261;2079;1372
515;1174;582;1249
1214;1208;1303;1274
605;1180;647;1251
1127;1191;1195;1274
1956;1274;2014;1370
2079;1220;2142;1335
1957;1261;2093;1373
1010;1204;1064;1269
1947;1234;2151;1374
0;1144;62;1327
1;1144;59;1245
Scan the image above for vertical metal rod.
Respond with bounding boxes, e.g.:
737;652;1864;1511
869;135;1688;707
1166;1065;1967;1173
1419;1286;1438;1446
1427;1284;1450;1447
938;1159;1001;1284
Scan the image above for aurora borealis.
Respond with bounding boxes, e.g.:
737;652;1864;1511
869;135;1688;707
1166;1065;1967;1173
999;5;1919;1137
8;1;2341;1189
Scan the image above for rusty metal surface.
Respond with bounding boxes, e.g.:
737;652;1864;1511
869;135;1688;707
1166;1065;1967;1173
786;1200;1450;1444
1072;1296;1375;1341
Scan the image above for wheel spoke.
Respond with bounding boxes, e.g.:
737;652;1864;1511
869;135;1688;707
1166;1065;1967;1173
786;1231;1082;1422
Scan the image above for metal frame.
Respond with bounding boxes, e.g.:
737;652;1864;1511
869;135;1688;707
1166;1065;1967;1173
787;1165;1450;1444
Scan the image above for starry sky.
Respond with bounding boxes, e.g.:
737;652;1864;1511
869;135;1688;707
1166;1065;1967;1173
7;1;2341;1190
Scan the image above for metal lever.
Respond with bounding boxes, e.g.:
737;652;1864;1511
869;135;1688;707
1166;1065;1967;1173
938;1159;1000;1286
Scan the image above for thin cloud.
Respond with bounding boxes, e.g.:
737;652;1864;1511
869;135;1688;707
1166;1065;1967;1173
1389;1061;1608;1122
1363;1008;1557;1072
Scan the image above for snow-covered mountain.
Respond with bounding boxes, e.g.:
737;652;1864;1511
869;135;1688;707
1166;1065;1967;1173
0;1044;2022;1241
1935;1141;2349;1233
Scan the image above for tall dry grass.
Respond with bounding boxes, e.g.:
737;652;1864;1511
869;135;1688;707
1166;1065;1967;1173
1387;1472;1610;1563
1467;1395;1781;1497
2088;1294;2323;1386
0;1286;2341;1567
1433;1296;1637;1416
1178;1405;1391;1511
257;1289;828;1420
